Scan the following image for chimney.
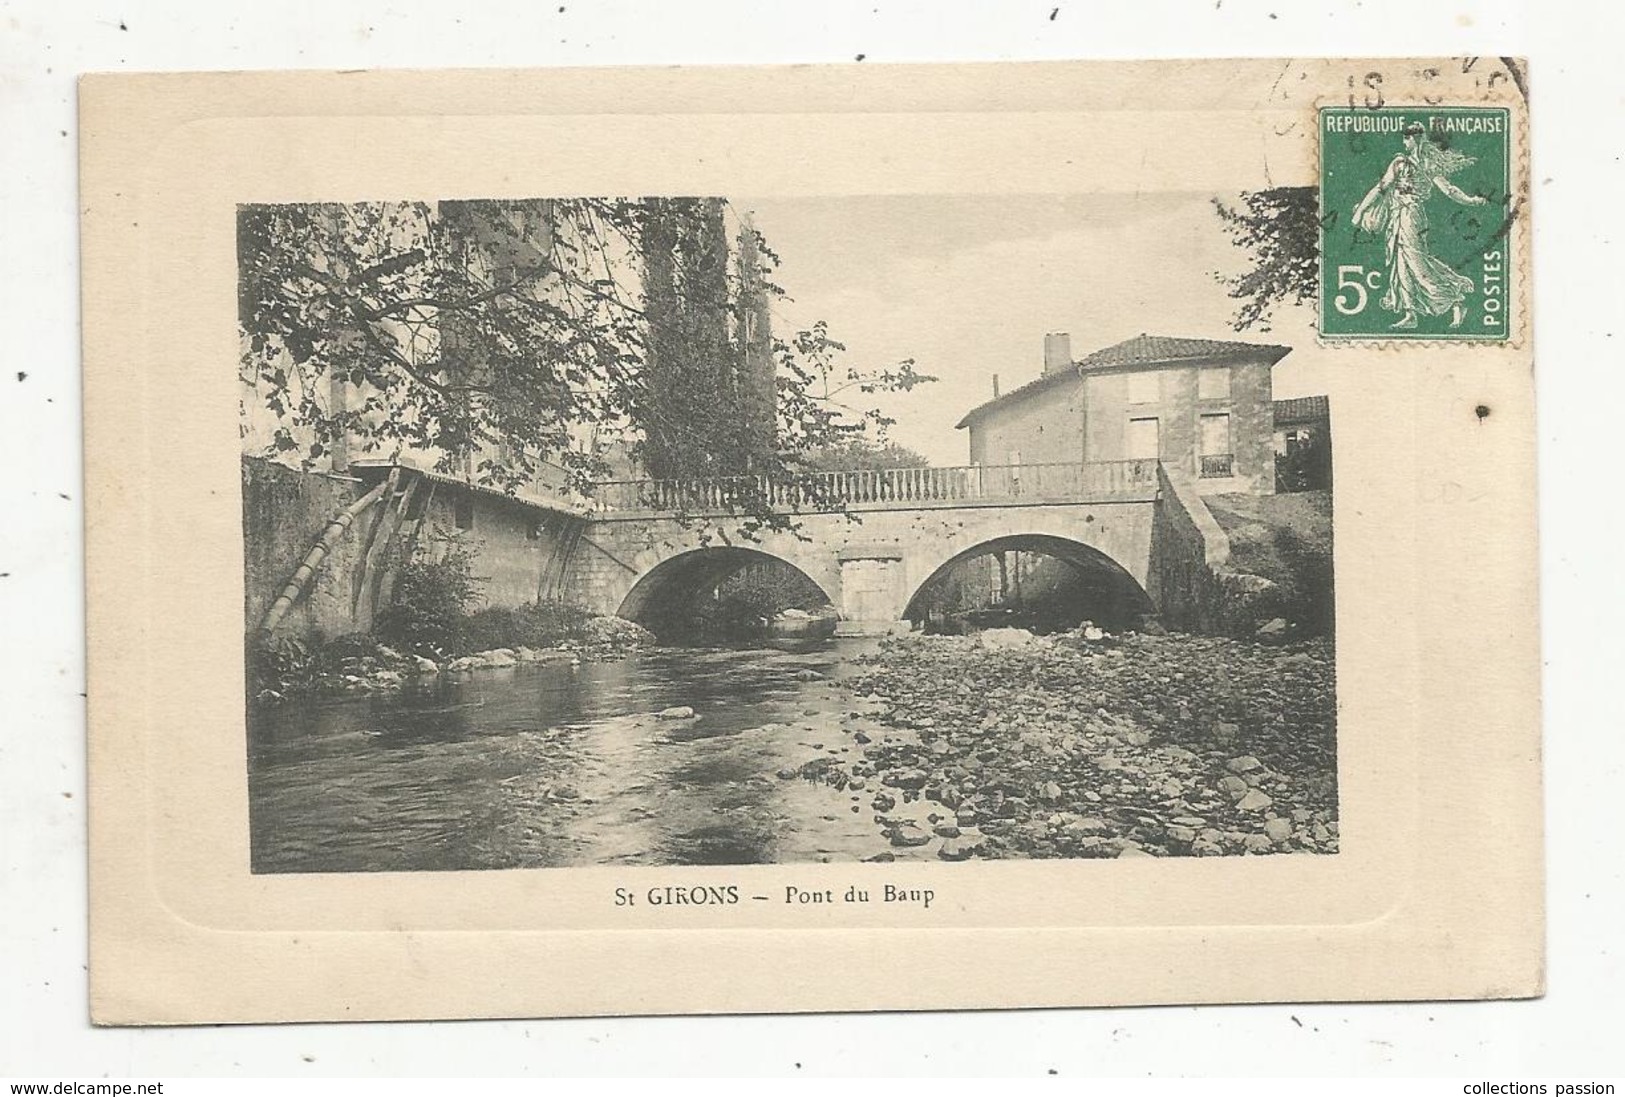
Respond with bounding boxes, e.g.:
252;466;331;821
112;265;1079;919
992;373;1000;398
1043;332;1072;376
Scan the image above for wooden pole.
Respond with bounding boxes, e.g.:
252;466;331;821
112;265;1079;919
258;478;390;637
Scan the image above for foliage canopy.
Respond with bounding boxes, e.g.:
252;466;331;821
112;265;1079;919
238;198;935;531
1213;187;1321;332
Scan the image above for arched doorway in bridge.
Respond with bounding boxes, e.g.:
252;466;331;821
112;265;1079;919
902;534;1153;634
616;547;837;645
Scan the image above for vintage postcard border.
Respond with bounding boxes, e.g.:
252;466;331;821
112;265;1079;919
81;60;1543;1023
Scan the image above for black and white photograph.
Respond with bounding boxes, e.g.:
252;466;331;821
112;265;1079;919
240;192;1338;872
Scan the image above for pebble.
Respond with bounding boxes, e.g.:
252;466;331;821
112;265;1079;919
1236;789;1274;812
888;823;931;848
841;631;1338;860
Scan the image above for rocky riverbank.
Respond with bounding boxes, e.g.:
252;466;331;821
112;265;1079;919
250;615;656;705
786;628;1338;859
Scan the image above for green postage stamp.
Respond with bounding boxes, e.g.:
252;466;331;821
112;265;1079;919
1319;106;1512;341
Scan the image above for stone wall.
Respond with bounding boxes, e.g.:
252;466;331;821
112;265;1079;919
244;456;582;642
413;489;578;610
1223;360;1277;496
242;456;383;640
966;375;1086;466
1150;463;1277;635
1085;361;1276;496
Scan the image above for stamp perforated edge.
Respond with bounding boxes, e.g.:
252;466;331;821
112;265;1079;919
1311;82;1531;352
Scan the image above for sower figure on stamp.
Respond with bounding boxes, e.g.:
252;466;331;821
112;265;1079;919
1352;121;1489;329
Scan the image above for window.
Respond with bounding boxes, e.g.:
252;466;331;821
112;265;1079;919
1198;365;1231;400
454;496;475;531
1126;417;1160;460
1199;413;1233;478
1126;371;1160;404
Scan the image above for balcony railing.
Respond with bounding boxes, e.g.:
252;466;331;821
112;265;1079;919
589;459;1159;513
1199;453;1235;478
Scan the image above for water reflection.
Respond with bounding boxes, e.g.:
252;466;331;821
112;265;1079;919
247;641;883;873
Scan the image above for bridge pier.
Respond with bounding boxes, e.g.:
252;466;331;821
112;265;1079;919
833;546;910;636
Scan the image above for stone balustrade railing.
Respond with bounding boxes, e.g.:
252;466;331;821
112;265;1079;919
589;459;1159;513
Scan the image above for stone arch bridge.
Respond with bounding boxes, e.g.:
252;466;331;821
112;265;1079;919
557;460;1217;636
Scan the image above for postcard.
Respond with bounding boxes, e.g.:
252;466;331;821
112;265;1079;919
80;58;1541;1022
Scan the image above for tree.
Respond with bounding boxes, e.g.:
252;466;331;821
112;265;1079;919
1212;187;1321;331
237;198;932;530
238;199;646;493
799;436;932;473
638;197;743;480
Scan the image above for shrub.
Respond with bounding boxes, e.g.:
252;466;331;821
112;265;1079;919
517;598;596;646
458;606;527;653
315;632;384;670
1274;526;1336;636
374;539;482;656
247;632;316;696
460;599;593;652
1236;527;1335;638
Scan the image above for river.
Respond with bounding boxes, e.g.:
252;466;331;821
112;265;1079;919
247;640;908;873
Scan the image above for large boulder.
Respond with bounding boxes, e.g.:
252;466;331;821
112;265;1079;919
580;616;656;645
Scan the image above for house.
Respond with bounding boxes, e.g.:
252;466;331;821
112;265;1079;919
955;332;1300;496
1271;394;1334;492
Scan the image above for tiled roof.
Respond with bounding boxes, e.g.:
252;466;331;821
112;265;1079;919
1076;333;1292;371
348;458;589;516
1272;395;1330;425
955;334;1294;428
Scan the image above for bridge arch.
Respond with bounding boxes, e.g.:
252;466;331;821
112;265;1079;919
901;533;1154;631
615;546;838;637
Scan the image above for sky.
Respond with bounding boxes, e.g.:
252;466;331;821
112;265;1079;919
745;193;1335;467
